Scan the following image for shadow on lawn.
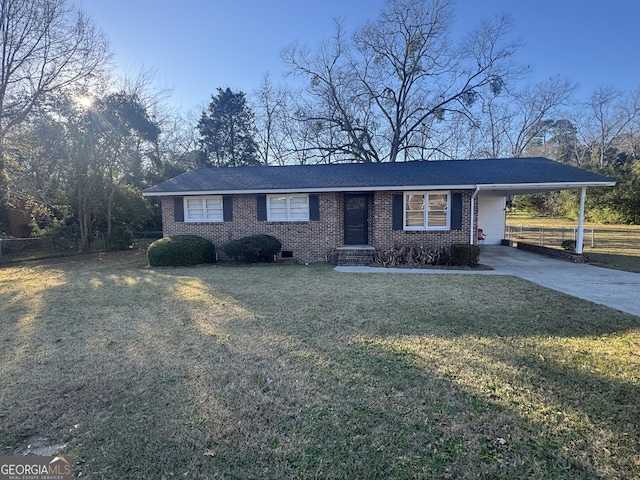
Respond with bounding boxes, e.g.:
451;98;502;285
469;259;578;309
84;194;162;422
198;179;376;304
1;257;638;479
587;251;640;273
201;266;640;478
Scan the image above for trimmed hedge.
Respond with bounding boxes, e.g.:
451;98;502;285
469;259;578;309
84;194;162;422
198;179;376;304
450;244;480;266
147;235;215;267
223;234;282;263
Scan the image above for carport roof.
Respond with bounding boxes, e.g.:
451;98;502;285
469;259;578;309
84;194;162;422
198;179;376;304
143;157;615;196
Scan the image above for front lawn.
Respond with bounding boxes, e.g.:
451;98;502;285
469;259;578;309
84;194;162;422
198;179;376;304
1;252;639;479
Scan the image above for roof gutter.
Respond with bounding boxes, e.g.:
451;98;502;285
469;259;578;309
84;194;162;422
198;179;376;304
476;181;616;190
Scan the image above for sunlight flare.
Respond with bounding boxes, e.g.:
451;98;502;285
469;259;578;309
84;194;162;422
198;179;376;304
74;94;94;110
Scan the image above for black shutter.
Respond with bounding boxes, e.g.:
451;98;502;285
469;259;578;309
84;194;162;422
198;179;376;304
309;194;320;221
392;193;404;230
223;196;233;221
174;197;184;222
257;194;267;221
451;193;462;230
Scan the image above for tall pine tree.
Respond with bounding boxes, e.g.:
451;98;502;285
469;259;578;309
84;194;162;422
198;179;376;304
197;88;260;167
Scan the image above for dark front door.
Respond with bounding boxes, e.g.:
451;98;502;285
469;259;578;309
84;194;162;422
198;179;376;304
344;194;369;245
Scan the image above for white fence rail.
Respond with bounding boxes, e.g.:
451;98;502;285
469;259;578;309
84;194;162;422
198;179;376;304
505;226;595;248
506;225;640;253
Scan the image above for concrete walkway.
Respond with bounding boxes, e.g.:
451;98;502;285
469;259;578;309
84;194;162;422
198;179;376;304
335;245;640;317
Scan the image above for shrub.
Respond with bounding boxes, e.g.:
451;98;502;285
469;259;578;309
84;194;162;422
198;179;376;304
374;244;448;267
561;240;576;251
109;226;134;251
450;244;480;266
147;235;215;267
223;234;282;263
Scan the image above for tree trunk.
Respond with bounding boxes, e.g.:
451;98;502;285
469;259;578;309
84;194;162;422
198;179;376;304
78;181;91;252
106;182;116;251
389;130;401;163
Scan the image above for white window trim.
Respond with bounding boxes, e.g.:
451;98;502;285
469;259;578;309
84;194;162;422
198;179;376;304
403;191;451;231
184;195;224;223
267;194;310;222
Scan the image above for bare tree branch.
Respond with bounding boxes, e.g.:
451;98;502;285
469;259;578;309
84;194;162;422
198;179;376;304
283;0;520;162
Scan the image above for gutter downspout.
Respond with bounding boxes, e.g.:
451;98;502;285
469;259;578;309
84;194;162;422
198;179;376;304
470;186;481;245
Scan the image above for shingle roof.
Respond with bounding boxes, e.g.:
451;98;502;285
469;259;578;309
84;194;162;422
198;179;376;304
143;157;615;196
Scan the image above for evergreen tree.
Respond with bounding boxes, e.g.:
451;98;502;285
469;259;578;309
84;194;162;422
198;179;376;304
198;88;260;167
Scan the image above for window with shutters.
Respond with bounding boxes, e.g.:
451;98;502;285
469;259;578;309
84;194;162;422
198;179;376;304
404;192;450;230
184;196;224;222
267;194;309;221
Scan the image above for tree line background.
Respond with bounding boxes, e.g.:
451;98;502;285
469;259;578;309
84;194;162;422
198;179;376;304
1;0;639;252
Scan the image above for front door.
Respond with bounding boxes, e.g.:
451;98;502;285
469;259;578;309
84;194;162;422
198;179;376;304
344;194;369;245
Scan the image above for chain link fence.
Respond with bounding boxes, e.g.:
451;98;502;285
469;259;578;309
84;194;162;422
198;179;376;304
0;231;162;262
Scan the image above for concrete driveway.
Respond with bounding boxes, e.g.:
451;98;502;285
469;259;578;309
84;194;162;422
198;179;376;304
335;245;640;317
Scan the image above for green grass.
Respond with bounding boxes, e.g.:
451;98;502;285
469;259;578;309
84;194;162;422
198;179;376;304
1;251;639;479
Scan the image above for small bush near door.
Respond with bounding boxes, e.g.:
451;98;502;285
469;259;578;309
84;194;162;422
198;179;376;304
451;244;480;266
223;234;282;263
147;235;216;267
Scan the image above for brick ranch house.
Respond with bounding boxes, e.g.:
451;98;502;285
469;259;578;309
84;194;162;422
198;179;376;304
142;157;615;264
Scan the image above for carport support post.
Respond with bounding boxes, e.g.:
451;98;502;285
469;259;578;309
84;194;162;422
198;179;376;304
470;186;480;245
576;187;586;254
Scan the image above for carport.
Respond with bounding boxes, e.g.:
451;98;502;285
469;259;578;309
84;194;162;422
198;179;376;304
473;181;615;253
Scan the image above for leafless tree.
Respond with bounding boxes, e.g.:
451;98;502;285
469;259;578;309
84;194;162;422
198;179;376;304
283;0;520;162
253;73;289;165
283;21;381;162
501;77;575;157
0;0;110;137
0;0;110;203
586;86;640;166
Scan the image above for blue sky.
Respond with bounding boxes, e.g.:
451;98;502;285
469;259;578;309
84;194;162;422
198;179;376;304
79;0;640;112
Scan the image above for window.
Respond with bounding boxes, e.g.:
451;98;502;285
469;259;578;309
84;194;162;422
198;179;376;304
404;192;450;230
267;194;309;221
185;196;223;222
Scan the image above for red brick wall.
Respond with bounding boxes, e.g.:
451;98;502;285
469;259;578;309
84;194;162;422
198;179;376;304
162;193;342;263
160;190;476;263
370;191;472;251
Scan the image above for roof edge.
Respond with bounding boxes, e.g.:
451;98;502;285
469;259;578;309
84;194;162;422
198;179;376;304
142;184;478;196
477;181;617;190
143;180;615;197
